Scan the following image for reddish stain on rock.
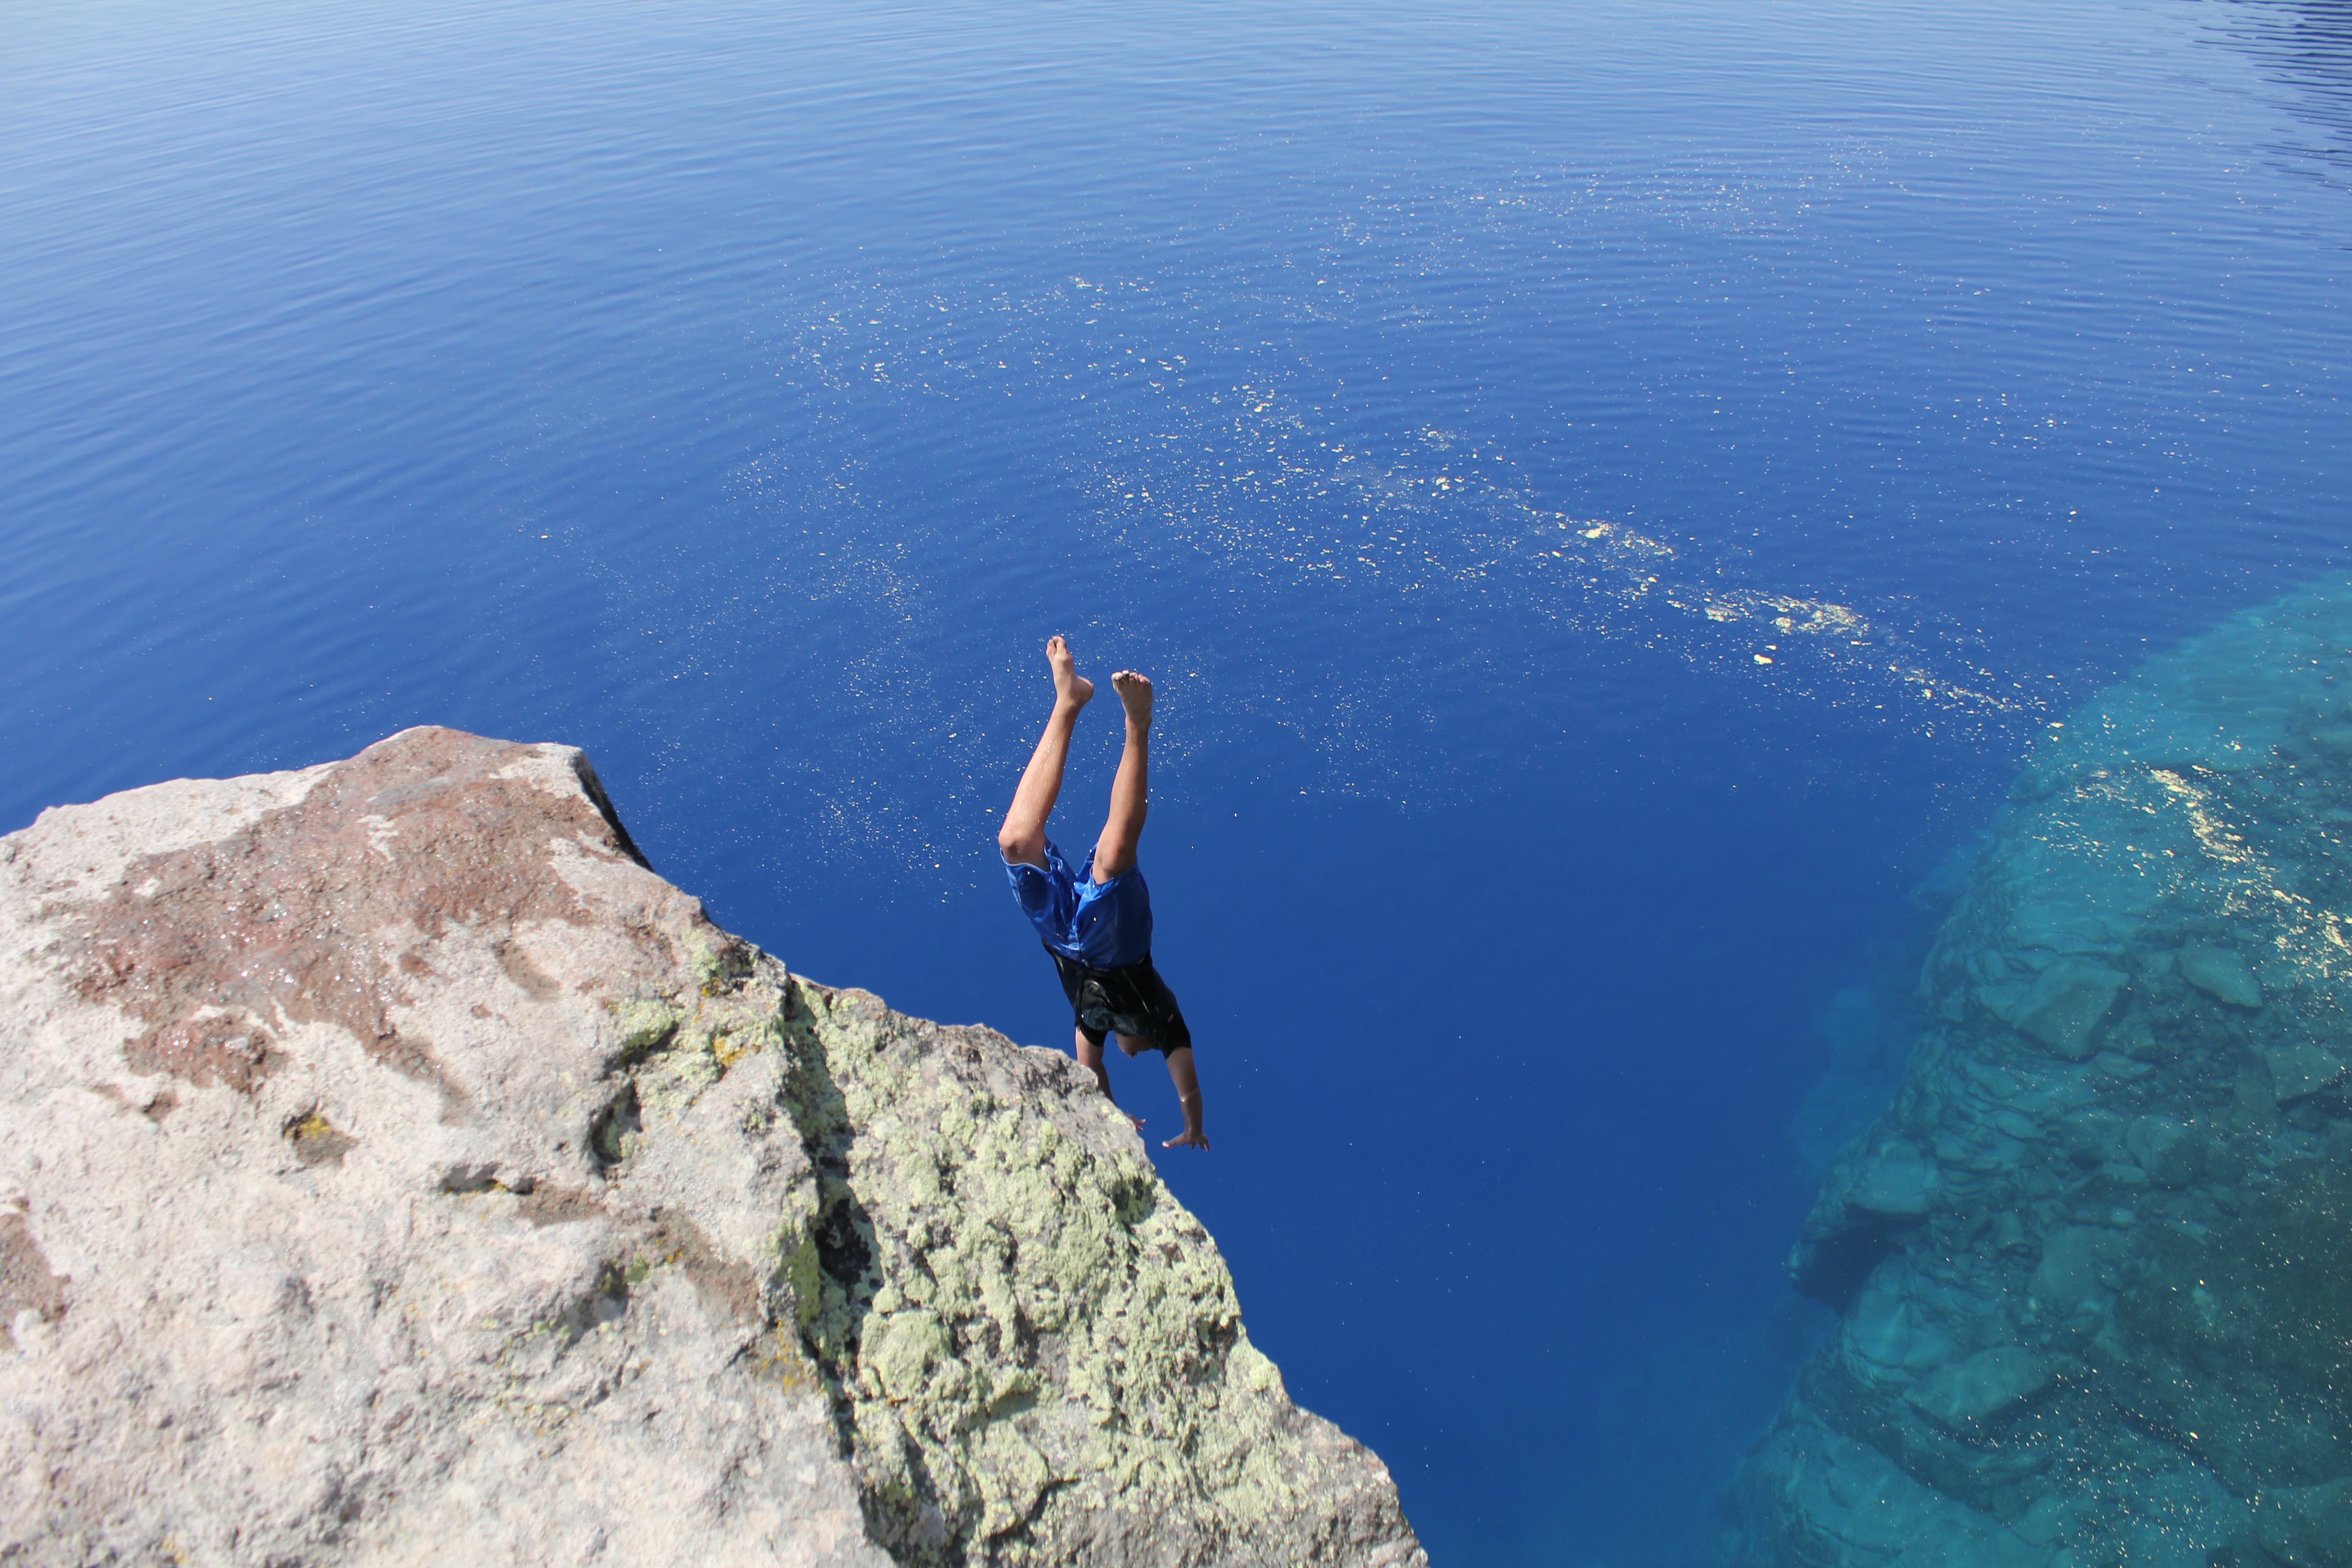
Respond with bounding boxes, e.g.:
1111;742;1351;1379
495;937;563;1000
71;728;644;1100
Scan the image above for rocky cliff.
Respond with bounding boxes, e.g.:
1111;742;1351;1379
1732;580;2352;1567
0;727;1424;1568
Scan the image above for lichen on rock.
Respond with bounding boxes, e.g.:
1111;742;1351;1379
1735;578;2352;1568
769;977;1407;1565
0;725;1423;1567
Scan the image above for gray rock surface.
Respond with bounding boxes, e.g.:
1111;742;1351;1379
1902;1348;2051;1434
0;727;1425;1568
1733;579;2352;1568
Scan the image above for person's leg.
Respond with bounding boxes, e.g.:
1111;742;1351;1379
1092;670;1153;881
999;636;1093;869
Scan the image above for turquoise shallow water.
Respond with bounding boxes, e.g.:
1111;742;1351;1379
1737;578;2352;1563
3;0;2349;1559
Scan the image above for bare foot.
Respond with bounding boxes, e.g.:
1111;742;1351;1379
1162;1129;1210;1151
1111;669;1153;731
1047;635;1094;710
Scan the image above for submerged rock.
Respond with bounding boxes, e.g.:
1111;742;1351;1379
2250;1480;2352;1568
1902;1347;2052;1434
0;728;1424;1568
1733;580;2352;1568
2005;959;2128;1060
2181;942;2266;1010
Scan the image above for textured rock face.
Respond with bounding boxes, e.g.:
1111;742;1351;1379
0;727;1424;1568
1731;580;2352;1568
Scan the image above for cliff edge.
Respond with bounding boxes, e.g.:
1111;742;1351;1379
1733;580;2352;1566
0;726;1425;1568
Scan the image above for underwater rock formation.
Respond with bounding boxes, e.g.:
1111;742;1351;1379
1732;580;2352;1567
0;727;1423;1568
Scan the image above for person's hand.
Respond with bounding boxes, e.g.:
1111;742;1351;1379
1161;1129;1210;1151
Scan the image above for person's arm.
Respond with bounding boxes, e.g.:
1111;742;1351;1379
1161;1046;1208;1150
1081;1032;1146;1130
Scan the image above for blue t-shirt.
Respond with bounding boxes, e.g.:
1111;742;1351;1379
1005;838;1153;969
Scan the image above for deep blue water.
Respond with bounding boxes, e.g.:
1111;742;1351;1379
5;0;2350;1560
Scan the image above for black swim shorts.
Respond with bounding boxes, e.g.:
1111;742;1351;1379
1047;945;1193;1055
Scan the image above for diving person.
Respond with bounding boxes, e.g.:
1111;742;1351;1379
996;637;1208;1151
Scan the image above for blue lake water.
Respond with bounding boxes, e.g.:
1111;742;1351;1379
5;0;2349;1559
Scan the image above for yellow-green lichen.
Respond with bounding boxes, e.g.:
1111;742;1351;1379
607;999;681;1059
764;976;1339;1565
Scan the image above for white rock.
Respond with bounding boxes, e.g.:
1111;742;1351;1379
0;728;1423;1568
